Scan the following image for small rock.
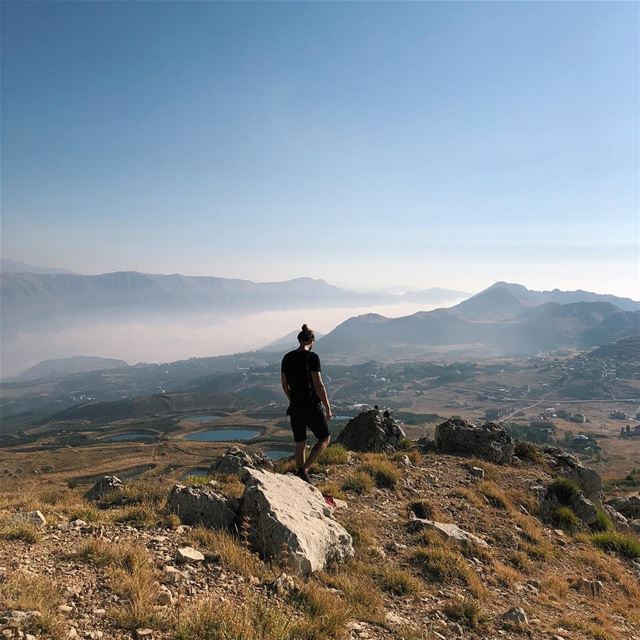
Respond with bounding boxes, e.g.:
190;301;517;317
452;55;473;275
135;630;154;639
469;466;485;479
502;607;528;626
176;546;204;564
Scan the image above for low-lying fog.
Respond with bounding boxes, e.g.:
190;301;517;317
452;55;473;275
1;299;465;378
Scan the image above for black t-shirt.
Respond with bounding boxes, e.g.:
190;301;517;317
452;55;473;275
281;349;321;407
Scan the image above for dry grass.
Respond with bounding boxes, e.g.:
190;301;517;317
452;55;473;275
443;596;488;629
341;471;374;495
67;537;148;569
317;444;349;467
188;526;273;579
490;561;522;587
175;590;293;640
412;546;485;597
316;564;384;624
540;574;569;600
289;581;353;636
558;616;615;640
339;513;377;552
477;480;513;511
450;487;484;509
0;518;42;544
359;458;400;489
368;564;422;596
467;459;501;481
590;531;640;559
0;572;65;639
316;481;346;500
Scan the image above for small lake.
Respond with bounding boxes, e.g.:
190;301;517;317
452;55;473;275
262;448;294;460
185;415;226;423
184;427;263;442
181;468;210;479
106;432;156;442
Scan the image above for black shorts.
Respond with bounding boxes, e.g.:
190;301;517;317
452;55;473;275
287;403;330;443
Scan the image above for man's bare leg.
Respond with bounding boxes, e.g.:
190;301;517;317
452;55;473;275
303;436;330;472
295;441;307;472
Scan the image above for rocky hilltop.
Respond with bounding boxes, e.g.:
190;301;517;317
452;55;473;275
1;414;639;640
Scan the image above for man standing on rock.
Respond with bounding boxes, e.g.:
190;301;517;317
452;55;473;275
281;324;332;483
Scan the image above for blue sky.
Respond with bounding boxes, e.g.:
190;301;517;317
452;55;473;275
2;1;638;297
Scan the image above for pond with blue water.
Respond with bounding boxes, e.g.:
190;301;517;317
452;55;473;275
262;448;294;460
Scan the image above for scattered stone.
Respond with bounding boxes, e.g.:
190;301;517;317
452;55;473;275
469;466;485;479
84;475;125;502
166;484;238;529
157;588;173;605
176;546;205;564
502;607;528;626
572;577;603;597
408;516;489;547
335;409;406;452
209;446;274;475
239;468;353;574
135;630;154;639
163;565;182;583
268;572;296;595
435;418;515;464
18;510;47;528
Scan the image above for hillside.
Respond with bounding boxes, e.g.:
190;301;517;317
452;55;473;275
13;356;129;382
1;431;639;640
316;284;640;359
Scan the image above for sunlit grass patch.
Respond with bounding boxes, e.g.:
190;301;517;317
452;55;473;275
369;564;422;596
359;459;399;489
558;616;614;640
0;572;65;639
316;482;346;500
411;546;484;596
477;481;512;511
443;597;488;629
0;519;41;544
507;550;534;574
592;508;613;532
451;487;484;509
341;471;374;495
175;591;293;640
339;513;376;552
288;581;353;634
490;561;522;588
188;526;272;579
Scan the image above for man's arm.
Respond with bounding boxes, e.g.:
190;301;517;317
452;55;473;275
311;371;332;420
281;371;291;401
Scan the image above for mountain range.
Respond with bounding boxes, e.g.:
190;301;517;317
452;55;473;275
314;282;640;358
0;270;467;321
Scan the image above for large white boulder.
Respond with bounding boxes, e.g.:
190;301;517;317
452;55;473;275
239;468;353;575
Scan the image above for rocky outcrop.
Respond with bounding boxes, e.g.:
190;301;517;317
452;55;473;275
335;409;406;452
210;446;274;475
239;468;353;575
84;476;125;502
605;494;640;519
603;504;630;531
434;418;515;464
166;484;238;529
541;447;603;505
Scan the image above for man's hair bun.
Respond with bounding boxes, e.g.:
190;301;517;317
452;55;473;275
297;323;315;343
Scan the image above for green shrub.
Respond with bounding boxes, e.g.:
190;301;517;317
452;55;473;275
552;506;580;531
592;509;613;533
547;477;581;505
591;532;640;559
317;444;349;467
